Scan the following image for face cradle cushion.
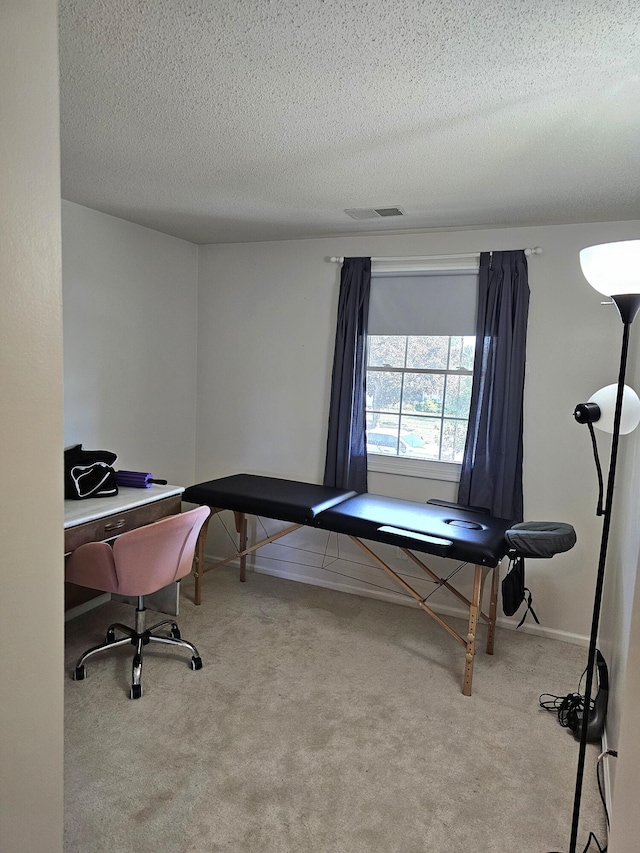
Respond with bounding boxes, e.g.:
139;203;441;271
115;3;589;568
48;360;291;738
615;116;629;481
504;521;577;559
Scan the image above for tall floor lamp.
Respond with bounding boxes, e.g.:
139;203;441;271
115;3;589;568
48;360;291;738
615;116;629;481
569;239;640;853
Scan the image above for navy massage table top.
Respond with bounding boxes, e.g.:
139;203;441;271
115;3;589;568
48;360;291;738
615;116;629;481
183;474;516;567
316;493;514;567
183;474;357;525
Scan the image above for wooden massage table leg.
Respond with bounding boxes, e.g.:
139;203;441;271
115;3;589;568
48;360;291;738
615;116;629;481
405;550;499;692
193;514;211;606
485;563;500;655
234;511;248;582
347;537;485;694
463;565;489;697
192;509;303;603
192;509;246;600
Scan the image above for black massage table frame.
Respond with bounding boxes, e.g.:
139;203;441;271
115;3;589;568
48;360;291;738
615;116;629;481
184;474;515;696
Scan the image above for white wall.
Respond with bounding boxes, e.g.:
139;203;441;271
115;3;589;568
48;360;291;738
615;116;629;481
597;326;640;807
607;548;640;851
62;201;199;487
0;2;64;850
196;221;640;643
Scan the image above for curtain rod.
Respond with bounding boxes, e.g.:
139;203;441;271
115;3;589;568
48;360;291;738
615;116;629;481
328;247;543;263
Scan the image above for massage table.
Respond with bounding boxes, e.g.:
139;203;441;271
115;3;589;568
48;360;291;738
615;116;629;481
183;474;522;696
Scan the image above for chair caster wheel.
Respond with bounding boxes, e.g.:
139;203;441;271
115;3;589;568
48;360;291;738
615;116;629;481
74;665;86;681
171;626;181;640
129;684;142;699
106;629;116;643
191;656;203;671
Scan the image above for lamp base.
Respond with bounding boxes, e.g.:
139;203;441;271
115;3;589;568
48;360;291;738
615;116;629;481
570;650;609;743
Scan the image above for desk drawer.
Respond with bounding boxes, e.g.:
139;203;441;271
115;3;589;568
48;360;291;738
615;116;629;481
64;494;182;553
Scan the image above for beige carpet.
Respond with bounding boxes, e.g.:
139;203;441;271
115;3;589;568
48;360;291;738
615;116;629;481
64;567;607;853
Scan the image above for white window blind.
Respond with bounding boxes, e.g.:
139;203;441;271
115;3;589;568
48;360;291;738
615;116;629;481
368;270;478;337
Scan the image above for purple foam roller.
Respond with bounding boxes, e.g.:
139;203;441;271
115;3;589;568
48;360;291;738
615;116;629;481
116;470;168;488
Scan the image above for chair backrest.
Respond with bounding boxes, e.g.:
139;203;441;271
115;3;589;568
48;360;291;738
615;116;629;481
112;505;210;597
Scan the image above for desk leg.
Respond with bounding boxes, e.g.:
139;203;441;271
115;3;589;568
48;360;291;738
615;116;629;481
193;516;211;606
485;564;500;655
234;511;247;582
463;565;484;697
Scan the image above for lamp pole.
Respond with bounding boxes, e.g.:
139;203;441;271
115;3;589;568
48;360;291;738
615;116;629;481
569;293;640;853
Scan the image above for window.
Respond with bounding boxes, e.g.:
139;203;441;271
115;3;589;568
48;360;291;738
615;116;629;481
366;333;475;460
365;263;478;481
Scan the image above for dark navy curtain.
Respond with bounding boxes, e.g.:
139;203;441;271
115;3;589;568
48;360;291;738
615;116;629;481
457;250;530;521
323;258;371;493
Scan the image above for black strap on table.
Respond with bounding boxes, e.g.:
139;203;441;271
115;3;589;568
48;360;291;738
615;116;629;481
517;587;540;629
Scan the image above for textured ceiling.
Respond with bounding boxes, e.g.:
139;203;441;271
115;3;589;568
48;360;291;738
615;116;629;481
59;0;640;244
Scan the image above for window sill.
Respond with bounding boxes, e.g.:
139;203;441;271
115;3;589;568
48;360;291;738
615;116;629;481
367;454;462;482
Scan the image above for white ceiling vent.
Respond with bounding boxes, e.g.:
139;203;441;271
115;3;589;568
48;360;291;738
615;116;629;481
344;206;405;220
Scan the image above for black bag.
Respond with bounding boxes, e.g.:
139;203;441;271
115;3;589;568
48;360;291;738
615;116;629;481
64;444;119;500
501;556;539;627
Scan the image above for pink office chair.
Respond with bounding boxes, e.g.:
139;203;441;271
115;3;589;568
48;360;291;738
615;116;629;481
66;505;211;699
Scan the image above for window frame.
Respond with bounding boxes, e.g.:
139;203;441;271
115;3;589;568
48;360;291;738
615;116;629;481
365;255;479;482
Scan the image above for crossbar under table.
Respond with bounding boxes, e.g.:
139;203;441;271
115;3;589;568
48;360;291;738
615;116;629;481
192;510;500;696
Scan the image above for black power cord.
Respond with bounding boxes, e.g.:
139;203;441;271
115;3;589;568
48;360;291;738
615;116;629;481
586;421;605;517
540;671;616;853
539;665;594;731
539;690;590;731
546;830;606;853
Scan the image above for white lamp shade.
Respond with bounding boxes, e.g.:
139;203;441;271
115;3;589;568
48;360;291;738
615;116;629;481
579;240;640;296
588;384;640;434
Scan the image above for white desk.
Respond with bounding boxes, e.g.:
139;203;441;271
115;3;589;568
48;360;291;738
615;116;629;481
64;484;185;616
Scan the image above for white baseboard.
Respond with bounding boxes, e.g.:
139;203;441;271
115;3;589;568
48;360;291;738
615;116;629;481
203;551;589;647
600;728;613;831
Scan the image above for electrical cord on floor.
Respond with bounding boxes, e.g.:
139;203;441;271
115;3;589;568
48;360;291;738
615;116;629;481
539;689;593;731
596;748;617;832
540;667;617;853
545;831;606;853
541;752;614;852
539;664;594;730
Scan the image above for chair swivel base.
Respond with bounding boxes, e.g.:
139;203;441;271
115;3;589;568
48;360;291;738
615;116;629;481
73;602;202;699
